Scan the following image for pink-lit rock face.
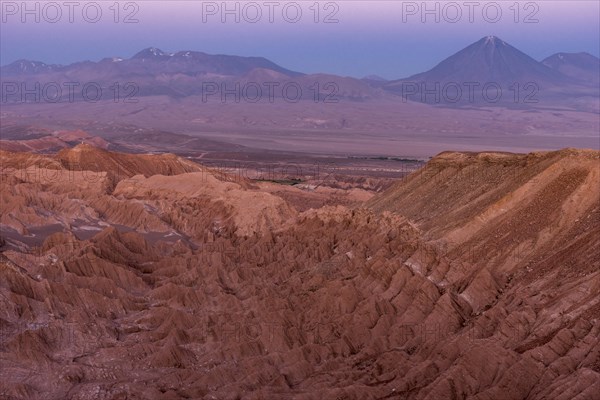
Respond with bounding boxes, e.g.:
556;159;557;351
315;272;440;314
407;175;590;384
1;146;599;399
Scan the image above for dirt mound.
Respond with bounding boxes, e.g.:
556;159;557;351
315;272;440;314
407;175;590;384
0;148;598;399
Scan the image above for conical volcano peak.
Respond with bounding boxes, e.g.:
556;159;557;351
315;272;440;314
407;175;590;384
482;35;506;46
387;35;568;99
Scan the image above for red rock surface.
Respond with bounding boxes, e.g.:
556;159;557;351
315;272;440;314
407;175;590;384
0;129;110;153
0;146;598;399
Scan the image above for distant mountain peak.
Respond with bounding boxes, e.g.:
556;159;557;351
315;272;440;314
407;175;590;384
480;35;507;47
132;47;172;59
172;50;207;59
99;57;124;63
385;36;573;104
542;51;600;82
543;51;599;64
12;59;47;68
405;35;565;83
3;59;53;73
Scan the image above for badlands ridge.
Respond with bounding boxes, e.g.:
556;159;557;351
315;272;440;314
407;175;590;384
0;145;599;399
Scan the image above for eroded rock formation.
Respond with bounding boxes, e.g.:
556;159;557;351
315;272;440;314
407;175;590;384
1;146;598;399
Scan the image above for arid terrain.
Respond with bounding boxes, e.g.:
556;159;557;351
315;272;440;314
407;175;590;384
1;143;598;399
1;31;599;400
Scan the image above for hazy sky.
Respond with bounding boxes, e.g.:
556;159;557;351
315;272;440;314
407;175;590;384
1;0;599;78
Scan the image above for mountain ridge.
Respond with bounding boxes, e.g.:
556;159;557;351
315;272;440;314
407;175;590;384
2;38;598;107
2;38;594;82
542;51;600;83
1;47;303;78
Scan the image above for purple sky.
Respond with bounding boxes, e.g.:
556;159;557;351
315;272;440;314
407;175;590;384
1;1;599;79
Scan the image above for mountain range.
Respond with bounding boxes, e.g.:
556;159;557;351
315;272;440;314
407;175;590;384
2;47;303;77
1;36;599;107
